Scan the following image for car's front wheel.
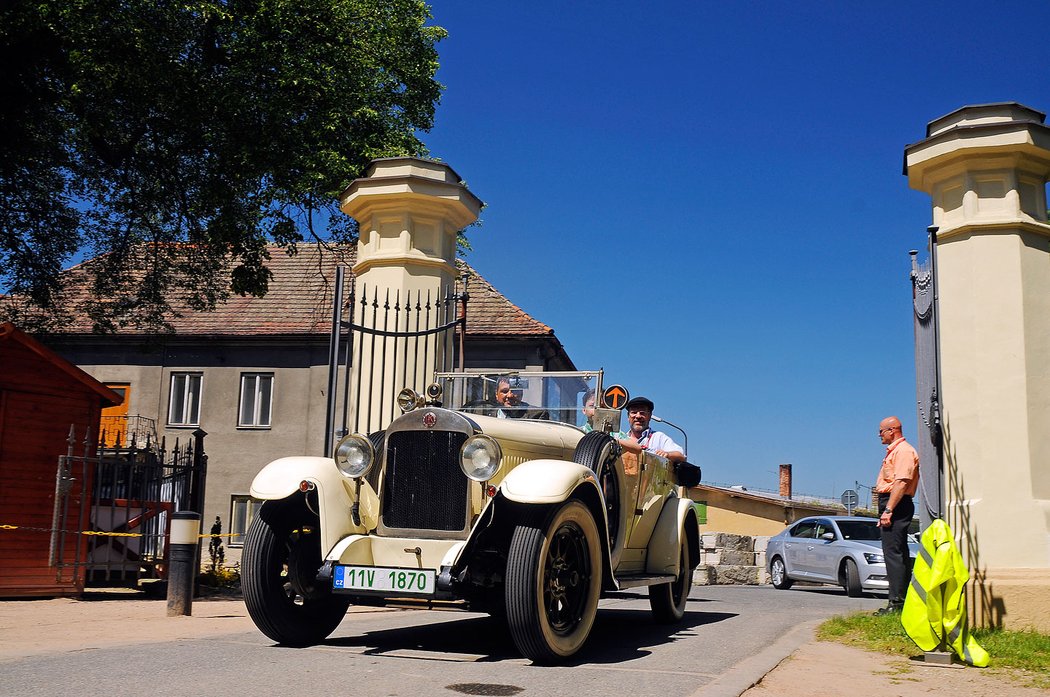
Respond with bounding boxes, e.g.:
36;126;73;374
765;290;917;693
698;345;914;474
842;558;863;597
649;536;691;622
505;500;602;663
770;556;793;590
242;500;350;646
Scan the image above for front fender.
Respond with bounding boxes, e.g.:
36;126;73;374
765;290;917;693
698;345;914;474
249;456;377;555
477;476;616;592
250;456;341;500
499;459;597;504
645;496;700;576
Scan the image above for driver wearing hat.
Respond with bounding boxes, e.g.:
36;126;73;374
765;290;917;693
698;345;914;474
620;396;686;463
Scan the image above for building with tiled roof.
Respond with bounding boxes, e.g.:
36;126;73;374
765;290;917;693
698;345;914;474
28;244;565;345
32;243;574;540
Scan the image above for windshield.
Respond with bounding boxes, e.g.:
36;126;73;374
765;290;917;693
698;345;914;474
836;520;881;541
435;371;606;429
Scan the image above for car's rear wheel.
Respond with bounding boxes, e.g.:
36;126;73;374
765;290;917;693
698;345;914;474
242;500;350;646
842;558;863;597
770;556;793;590
649;536;691;622
505;501;602;663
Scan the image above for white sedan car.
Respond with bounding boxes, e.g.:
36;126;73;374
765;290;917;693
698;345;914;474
766;515;914;597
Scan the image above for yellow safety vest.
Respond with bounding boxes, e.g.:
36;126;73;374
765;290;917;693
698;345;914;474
901;518;989;667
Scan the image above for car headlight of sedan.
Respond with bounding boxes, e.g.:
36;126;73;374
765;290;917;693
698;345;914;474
334;434;374;479
460;435;502;481
863;552;885;564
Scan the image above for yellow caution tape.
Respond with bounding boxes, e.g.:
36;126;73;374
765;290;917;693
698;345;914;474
1;524;243;540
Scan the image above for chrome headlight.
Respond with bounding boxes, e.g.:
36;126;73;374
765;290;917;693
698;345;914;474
863;552;885;564
334;434;374;479
397;388;423;413
459;435;502;481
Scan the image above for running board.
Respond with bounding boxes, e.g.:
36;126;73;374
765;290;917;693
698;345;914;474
614;574;676;589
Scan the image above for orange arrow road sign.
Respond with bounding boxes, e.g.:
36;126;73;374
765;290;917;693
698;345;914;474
601;384;629;410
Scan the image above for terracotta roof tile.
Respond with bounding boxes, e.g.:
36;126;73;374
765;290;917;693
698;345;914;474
13;244;556;339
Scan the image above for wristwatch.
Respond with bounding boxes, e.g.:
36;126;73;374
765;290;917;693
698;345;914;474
884;508;893;515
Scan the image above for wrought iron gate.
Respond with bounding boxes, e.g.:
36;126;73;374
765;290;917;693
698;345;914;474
324;266;467;454
50;426;207;583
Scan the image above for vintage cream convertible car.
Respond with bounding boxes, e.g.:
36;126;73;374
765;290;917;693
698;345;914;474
242;371;701;663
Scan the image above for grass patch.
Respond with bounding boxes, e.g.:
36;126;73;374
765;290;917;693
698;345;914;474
817;612;1050;690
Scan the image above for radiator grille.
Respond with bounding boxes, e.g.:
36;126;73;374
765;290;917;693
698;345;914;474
382;430;469;532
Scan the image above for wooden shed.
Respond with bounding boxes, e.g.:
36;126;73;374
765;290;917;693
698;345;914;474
0;322;121;597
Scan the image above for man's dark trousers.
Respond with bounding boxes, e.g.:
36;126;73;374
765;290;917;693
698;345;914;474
879;494;914;608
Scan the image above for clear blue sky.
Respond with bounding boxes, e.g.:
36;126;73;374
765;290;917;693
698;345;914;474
420;1;1050;498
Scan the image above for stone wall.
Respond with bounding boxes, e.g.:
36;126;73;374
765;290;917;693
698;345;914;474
691;532;771;586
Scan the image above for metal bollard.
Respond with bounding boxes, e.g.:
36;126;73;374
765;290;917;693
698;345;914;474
167;511;201;617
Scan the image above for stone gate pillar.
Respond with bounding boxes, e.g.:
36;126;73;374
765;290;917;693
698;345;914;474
339;158;482;431
904;103;1050;631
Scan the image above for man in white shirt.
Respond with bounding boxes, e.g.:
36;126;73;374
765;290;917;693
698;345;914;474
620;396;685;462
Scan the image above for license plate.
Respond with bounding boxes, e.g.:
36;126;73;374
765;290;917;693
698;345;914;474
333;565;436;595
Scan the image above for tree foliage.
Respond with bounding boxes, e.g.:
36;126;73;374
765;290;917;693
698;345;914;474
0;0;446;331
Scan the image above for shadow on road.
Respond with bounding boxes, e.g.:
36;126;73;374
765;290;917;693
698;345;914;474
572;608;736;665
774;585;887;600
321;602;736;664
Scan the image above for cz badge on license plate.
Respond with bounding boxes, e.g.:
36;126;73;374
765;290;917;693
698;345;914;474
333;565;436;595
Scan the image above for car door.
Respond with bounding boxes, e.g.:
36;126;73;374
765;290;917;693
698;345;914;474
806;519;838;582
783;520;818;578
624;451;675;556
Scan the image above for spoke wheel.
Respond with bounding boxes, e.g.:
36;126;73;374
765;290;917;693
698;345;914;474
770;556;793;590
649;537;691;622
242;502;350;646
505;501;602;663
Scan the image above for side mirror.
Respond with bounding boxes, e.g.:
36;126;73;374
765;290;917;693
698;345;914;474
821;532;835;541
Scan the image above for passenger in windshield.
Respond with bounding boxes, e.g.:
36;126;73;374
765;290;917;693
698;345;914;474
495;377;549;420
582;390;597;431
582;389;626;437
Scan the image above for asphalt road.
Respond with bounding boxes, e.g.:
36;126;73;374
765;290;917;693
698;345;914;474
2;585;885;697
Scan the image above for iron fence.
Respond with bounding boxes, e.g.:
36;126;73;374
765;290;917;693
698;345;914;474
324;266;467;453
50;425;207;583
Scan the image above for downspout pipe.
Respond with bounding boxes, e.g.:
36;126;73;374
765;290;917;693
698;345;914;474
928;225;945;521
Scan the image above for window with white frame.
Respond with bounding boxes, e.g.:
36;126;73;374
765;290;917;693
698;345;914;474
228;495;264;547
239;373;273;428
168;372;202;426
